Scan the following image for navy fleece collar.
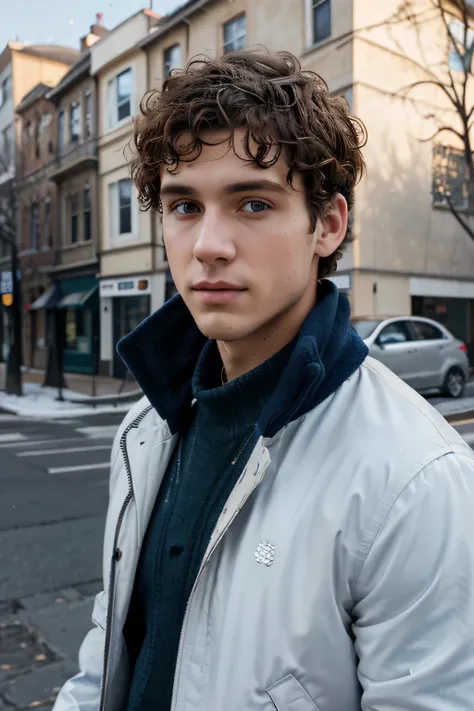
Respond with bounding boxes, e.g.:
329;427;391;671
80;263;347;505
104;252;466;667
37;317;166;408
117;280;368;437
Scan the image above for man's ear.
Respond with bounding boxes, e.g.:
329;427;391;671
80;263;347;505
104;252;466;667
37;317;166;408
314;194;348;258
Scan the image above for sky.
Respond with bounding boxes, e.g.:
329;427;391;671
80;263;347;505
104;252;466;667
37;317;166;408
0;0;185;51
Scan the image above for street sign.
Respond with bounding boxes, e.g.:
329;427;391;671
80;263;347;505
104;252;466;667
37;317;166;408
1;271;12;294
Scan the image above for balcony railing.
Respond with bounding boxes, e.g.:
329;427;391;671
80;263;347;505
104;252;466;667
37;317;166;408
52;137;98;179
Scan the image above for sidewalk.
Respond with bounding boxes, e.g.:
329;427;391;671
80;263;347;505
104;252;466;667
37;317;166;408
0;583;99;710
0;365;142;419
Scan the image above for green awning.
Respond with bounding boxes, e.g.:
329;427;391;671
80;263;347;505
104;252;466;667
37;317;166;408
57;285;98;310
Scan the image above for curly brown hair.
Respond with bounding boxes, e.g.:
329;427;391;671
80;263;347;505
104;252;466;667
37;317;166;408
132;49;366;278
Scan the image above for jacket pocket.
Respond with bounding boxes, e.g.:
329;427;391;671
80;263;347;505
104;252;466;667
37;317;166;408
265;674;321;711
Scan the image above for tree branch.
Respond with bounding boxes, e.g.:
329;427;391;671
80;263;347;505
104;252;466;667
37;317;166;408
446;195;474;241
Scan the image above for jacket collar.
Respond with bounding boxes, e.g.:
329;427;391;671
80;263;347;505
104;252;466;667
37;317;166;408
117;279;368;437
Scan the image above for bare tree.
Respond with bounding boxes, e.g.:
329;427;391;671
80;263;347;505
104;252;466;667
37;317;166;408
0;148;23;395
384;0;474;240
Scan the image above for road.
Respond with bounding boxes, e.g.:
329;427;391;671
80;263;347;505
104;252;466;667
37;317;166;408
0;411;123;711
0;404;473;710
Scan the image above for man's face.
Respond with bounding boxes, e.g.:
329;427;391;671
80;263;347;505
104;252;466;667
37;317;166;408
160;128;346;342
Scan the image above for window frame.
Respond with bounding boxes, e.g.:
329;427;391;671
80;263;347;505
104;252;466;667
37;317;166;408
307;0;332;47
58;109;65;153
84;90;92;138
30;202;39;252
108;67;134;130
69;101;81;143
83;184;92;241
70;193;80;244
222;14;247;54
43;196;52;249
432;144;469;211
108;178;135;241
163;44;181;78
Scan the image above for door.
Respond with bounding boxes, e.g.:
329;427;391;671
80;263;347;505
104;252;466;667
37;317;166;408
410;319;447;390
371;320;422;388
112;295;150;379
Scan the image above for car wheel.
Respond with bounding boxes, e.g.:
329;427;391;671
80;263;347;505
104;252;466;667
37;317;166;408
442;367;465;398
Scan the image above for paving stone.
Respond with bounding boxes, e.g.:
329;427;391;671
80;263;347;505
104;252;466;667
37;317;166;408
4;661;75;708
23;598;93;664
0;619;55;681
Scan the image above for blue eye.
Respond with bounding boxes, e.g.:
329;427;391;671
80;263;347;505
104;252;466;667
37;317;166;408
241;200;270;213
175;202;199;215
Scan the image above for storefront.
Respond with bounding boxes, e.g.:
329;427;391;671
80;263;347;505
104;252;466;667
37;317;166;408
410;277;474;366
56;276;99;375
99;275;152;379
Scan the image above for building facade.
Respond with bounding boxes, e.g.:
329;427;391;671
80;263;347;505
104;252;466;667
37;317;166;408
139;0;474;362
90;9;167;378
0;41;79;363
46;48;101;375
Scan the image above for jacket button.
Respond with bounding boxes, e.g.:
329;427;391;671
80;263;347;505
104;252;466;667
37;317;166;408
114;548;122;561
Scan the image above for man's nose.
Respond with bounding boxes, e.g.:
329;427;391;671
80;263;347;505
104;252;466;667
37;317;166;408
193;210;236;264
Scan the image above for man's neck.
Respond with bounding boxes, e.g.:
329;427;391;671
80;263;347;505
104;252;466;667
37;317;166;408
218;283;317;382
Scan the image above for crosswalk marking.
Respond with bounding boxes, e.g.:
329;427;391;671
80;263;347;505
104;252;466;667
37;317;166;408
48;462;110;475
0;432;27;443
18;444;111;458
76;425;119;439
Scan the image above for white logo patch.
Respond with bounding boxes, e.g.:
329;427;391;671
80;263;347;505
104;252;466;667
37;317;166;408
254;540;275;567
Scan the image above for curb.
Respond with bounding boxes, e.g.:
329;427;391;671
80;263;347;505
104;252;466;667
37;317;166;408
0;402;138;419
444;409;474;425
65;390;141;406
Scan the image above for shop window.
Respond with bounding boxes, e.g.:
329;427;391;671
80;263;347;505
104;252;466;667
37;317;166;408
83;185;92;241
223;15;246;53
65;309;92;353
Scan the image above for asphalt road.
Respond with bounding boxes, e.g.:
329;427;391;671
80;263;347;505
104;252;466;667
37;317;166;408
0;402;473;709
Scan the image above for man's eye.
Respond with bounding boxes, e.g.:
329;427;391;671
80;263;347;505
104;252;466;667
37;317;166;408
241;200;271;214
174;202;199;215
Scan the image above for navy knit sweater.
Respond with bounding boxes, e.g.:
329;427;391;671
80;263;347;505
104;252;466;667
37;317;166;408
124;339;293;711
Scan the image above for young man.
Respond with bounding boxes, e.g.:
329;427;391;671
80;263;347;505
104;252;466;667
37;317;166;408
54;51;474;711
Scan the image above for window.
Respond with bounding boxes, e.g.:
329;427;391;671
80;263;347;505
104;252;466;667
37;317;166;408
311;0;331;44
432;145;468;210
70;194;79;243
35;122;40;159
65;309;92;353
164;44;181;78
2;124;14;170
109;178;134;239
448;19;474;73
39;113;52;134
85;91;92;138
108;68;133;128
412;320;445;341
377;321;413;346
223;15;246;53
0;75;11;106
43;196;52;248
58;109;65;153
30;203;39;251
83;185;92;241
69;102;81;142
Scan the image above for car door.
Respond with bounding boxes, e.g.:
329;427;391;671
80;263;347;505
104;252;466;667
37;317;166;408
410;319;448;390
371;320;422;387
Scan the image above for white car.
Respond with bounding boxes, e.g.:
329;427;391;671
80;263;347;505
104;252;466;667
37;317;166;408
352;316;470;398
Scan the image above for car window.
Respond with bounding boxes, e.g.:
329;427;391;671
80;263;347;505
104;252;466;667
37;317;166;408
352;320;381;340
411;320;446;341
377;321;413;346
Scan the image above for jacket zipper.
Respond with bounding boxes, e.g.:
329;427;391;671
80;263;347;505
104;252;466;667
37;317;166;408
98;405;153;711
170;455;270;711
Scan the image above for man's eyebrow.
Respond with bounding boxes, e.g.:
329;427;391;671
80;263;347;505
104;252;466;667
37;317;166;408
160;180;289;198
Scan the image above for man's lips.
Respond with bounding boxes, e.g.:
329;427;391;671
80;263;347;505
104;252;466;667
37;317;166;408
192;282;246;304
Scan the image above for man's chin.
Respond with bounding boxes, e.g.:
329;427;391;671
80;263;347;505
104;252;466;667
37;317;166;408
194;313;250;342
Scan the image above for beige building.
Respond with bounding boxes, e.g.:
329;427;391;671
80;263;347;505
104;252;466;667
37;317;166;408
92;0;474;369
90;8;167;378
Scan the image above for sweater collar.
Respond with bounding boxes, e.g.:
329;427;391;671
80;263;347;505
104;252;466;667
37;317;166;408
117;279;368;437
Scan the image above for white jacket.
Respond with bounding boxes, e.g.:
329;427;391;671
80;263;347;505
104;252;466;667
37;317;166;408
53;356;474;711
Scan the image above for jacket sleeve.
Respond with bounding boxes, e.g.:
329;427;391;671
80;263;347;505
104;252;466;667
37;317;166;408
52;428;123;711
354;449;474;710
